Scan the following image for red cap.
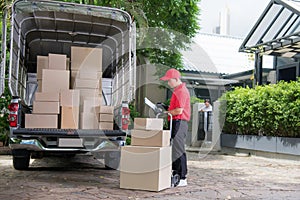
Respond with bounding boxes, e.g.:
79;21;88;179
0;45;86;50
160;68;181;81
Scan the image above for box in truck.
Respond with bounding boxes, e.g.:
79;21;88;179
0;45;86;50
4;0;135;170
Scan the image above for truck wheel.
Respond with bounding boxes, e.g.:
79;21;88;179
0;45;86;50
12;150;30;170
104;151;120;170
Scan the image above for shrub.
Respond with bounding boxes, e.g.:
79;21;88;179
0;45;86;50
219;79;300;137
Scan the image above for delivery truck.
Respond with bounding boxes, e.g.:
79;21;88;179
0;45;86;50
1;0;136;170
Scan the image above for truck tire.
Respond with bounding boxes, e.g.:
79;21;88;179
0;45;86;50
12;150;30;170
104;151;120;170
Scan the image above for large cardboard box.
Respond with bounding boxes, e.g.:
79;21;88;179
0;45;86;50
42;69;70;93
25;114;58;128
34;92;59;102
48;53;67;70
98;122;113;130
120;146;171;191
78;89;101;102
80;113;98;129
61;106;79;129
82;98;102;112
134;118;164;130
131;130;170;147
37;56;49;79
32;101;60;114
60;89;80;107
71;46;102;71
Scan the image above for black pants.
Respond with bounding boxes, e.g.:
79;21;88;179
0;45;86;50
171;120;188;180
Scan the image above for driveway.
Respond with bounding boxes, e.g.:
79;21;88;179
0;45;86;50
0;151;299;200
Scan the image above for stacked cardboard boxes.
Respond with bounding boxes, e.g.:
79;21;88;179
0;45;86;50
98;106;114;130
27;48;115;131
120;118;171;192
26;53;70;128
70;46;103;129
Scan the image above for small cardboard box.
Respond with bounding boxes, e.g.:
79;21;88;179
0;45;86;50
99;106;114;114
74;79;101;89
32;101;60;114
99;113;114;122
25;114;58;128
42;69;69;93
80;113;99;129
98;122;113;130
37;56;49;79
131;130;170;147
61;106;79;129
71;70;102;80
34;92;59;102
48;53;67;70
134;118;164;130
60;89;80;107
120;146;171;191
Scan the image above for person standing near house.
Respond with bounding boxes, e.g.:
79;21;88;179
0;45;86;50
199;99;212;112
160;68;191;187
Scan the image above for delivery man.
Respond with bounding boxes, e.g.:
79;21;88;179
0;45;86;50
160;68;190;187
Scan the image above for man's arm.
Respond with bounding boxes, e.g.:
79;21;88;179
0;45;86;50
165;108;183;116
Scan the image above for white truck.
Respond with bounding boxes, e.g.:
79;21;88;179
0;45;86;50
1;0;136;170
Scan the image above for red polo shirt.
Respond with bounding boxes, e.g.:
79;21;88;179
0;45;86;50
168;83;191;121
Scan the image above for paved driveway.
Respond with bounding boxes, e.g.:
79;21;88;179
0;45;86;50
0;151;299;200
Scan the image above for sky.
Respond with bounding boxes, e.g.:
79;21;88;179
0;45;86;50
198;0;270;38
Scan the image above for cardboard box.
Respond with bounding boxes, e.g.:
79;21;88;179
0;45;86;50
25;114;58;128
79;113;98;129
34;92;59;102
71;46;102;71
131;130;170;147
82;98;102;112
32;101;60;114
42;69;70;93
99;113;114;122
37;79;42;92
120;146;171;191
37;56;49;79
134;118;164;130
98;122;114;130
61;106;79;129
60;89;80;107
99;106;114;114
71;70;102;80
78;89;101;101
74;79;101;89
48;53;67;70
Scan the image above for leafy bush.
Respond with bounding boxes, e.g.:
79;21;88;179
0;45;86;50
219;79;300;137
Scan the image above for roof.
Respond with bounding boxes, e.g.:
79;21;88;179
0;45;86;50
240;0;300;58
182;33;273;74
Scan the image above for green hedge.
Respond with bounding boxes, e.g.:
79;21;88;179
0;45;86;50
219;79;300;137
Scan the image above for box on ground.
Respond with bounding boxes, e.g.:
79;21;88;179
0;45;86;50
120;146;171;192
25;114;58;128
134;118;164;130
42;69;69;93
32;101;60;114
34;92;59;102
131;130;170;147
61;106;79;129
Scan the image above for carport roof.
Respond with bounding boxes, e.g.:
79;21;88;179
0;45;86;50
239;0;300;58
